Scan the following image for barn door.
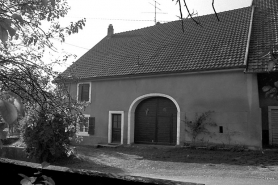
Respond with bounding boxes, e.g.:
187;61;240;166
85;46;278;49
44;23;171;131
134;97;177;145
269;107;278;146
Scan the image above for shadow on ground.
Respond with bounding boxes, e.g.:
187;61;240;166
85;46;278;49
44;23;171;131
1;138;125;174
52;150;125;174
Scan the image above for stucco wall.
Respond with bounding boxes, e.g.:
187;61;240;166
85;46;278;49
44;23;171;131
68;70;261;148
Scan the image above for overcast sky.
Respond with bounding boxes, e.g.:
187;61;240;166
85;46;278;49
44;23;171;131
51;0;253;72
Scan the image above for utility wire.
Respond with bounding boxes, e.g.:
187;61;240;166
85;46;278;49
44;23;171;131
62;42;90;50
63;16;171;22
62;15;251;24
50;37;90;50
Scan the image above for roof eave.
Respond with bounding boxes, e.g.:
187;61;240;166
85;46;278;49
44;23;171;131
57;66;246;83
244;70;278;74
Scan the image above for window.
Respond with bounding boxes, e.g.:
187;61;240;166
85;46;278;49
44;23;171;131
78;115;95;136
77;82;91;102
79;115;89;133
58;83;69;93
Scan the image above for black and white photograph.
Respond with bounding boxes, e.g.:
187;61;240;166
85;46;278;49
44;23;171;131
0;0;278;184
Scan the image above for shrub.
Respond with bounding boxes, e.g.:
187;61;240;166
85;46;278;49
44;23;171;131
19;162;55;185
184;111;216;144
22;108;81;163
21;85;85;163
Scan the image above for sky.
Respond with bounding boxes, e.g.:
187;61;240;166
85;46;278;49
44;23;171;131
51;0;253;72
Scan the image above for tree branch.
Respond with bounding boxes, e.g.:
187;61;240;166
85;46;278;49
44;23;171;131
212;0;220;21
182;0;201;26
174;0;220;32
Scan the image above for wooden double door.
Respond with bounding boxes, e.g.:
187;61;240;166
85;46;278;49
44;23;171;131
134;97;177;145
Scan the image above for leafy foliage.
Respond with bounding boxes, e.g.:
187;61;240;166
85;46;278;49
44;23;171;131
256;43;278;100
0;0;85;106
0;91;24;147
259;44;278;100
0;0;86;150
19;162;55;185
262;79;278;100
22;86;85;163
260;44;278;72
183;111;216;144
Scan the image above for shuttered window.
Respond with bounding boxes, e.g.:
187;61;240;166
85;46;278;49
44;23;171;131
78;83;90;102
78;116;95;135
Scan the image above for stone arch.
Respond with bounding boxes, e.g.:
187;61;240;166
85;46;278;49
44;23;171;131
127;93;181;145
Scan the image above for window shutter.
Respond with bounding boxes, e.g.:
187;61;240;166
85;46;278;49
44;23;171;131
78;84;82;101
88;117;95;135
82;84;89;101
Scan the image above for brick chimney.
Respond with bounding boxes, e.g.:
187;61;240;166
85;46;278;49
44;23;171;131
107;24;114;37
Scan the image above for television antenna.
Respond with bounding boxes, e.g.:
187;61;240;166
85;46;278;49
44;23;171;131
142;0;167;24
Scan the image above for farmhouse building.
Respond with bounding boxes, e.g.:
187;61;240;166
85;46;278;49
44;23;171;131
58;0;278;148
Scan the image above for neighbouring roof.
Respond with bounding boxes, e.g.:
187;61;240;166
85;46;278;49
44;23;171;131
60;6;253;81
246;0;278;72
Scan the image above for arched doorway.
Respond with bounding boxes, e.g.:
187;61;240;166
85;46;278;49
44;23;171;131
128;93;181;145
134;97;177;145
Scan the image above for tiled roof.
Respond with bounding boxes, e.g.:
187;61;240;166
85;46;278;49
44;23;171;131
247;0;278;72
60;7;252;80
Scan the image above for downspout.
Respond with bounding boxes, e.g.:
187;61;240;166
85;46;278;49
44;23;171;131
244;5;255;73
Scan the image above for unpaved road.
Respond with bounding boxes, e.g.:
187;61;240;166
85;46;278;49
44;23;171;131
53;145;278;185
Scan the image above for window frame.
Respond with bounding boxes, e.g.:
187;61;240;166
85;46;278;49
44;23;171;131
78;114;90;136
77;82;92;102
108;111;124;144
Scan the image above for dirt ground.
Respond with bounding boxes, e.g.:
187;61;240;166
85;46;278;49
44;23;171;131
51;145;278;185
6;138;278;185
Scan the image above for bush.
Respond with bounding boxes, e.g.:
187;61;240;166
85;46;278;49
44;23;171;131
184;111;216;144
22;107;82;163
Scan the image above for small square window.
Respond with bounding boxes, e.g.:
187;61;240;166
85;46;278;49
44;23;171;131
77;83;91;102
219;126;223;133
79;116;89;133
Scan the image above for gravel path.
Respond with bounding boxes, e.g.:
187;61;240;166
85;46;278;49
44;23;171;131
53;145;278;185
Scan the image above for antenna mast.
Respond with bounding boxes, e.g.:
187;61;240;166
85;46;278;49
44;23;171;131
142;0;167;24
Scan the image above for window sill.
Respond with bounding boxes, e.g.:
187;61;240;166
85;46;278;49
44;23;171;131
77;132;90;136
77;101;91;103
